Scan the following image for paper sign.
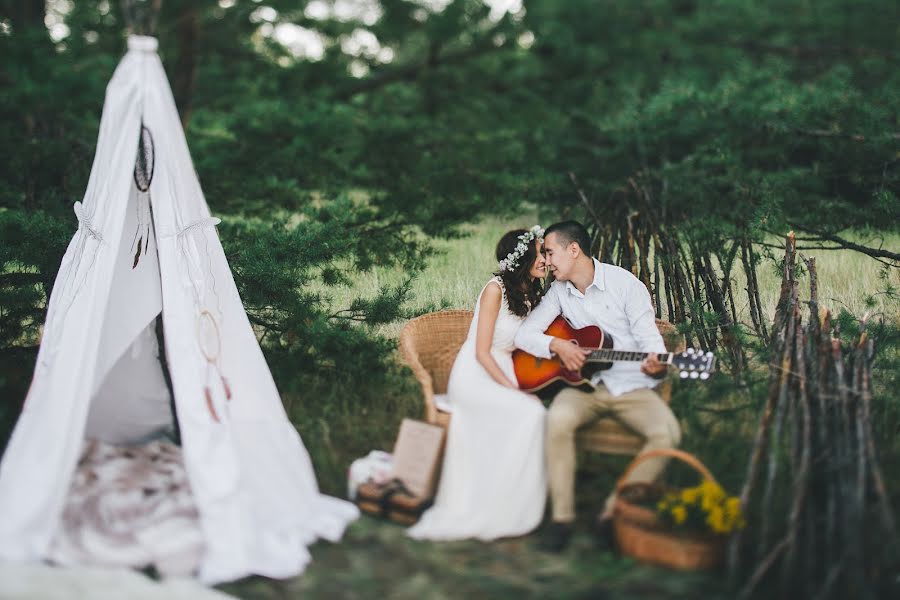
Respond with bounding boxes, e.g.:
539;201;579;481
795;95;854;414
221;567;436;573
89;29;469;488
391;418;446;499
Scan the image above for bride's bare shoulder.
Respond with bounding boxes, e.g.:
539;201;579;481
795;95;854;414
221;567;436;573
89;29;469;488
481;279;503;298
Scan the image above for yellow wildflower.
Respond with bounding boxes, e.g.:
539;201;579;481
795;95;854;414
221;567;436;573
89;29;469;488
701;480;726;502
681;488;700;504
656;482;744;535
706;506;726;534
725;497;741;518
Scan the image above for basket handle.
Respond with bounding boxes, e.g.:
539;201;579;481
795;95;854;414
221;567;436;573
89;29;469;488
616;448;718;492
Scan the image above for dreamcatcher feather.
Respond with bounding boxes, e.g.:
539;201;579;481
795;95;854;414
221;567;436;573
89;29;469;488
131;124;155;269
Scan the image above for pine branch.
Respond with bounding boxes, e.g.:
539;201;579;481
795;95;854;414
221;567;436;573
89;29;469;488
335;39;514;101
0;273;44;288
787;223;900;264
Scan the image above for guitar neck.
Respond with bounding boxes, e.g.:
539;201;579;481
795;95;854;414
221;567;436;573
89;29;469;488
586;350;671;364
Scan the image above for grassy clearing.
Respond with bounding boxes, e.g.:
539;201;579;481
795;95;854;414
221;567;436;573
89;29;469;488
730;233;900;327
220;513;726;600
304;216;898;496
265;219;898;600
320;217;899;340
314;214;545;338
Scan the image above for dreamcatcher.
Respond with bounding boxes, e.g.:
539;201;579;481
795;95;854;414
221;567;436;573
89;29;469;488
131;124;154;269
197;308;232;423
176;216;230;423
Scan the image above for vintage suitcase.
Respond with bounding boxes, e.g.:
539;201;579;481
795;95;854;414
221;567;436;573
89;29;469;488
355;479;399;518
386;488;433;525
354;419;446;524
355;479;433;524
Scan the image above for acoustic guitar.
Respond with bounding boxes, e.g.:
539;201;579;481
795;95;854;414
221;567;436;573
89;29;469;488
512;316;716;393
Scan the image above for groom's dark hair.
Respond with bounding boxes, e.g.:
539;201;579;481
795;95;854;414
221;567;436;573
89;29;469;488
544;220;592;256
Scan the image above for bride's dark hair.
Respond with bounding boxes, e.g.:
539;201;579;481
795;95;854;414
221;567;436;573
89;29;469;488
494;229;544;318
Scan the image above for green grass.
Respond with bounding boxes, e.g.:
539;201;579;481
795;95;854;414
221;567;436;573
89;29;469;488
313;214;545;338
318;217;899;340
731;233;900;327
219;515;727;600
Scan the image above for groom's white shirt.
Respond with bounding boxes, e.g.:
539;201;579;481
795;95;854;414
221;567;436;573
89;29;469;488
515;258;667;396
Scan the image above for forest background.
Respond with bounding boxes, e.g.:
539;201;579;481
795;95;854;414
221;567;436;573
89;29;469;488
1;1;898;597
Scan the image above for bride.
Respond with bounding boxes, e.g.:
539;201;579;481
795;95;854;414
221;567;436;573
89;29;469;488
408;226;548;541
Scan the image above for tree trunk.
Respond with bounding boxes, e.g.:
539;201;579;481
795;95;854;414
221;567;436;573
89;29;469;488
172;1;199;128
11;0;45;31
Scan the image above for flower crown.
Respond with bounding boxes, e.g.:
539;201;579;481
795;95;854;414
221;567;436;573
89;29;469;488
498;225;544;272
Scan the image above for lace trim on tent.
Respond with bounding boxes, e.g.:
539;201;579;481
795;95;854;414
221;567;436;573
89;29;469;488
74;201;103;241
174;217;221;238
171;216;223;319
38;203;105;368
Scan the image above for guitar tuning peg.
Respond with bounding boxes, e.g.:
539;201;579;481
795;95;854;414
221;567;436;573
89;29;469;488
680;371;689;379
700;372;710;380
690;371;699;379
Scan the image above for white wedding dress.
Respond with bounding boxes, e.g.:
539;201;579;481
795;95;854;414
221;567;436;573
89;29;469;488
408;277;547;541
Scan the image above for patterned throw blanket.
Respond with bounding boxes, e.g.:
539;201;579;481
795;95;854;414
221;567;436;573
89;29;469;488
49;440;204;577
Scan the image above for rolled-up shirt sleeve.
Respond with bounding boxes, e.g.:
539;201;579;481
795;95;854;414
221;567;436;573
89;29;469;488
625;277;667;353
515;284;562;359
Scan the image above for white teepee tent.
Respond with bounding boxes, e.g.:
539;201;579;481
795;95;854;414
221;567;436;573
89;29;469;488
0;35;357;583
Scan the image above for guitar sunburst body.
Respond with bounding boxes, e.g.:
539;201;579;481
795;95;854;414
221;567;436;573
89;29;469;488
512;317;612;392
513;316;716;393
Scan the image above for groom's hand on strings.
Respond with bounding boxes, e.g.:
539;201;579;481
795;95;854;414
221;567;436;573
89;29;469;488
550;338;590;372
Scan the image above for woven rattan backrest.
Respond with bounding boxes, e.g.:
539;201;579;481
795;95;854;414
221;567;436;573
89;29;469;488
399;310;474;394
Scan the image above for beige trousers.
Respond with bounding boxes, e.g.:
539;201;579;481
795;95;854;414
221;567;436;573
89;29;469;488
546;384;681;522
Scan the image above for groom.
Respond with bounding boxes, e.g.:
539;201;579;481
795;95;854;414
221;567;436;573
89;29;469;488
515;220;681;551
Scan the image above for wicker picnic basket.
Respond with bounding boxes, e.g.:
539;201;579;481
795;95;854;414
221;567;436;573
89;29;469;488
613;448;726;571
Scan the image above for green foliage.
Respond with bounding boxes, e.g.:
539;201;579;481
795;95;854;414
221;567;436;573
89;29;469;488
1;1;898;497
0;210;71;348
516;0;899;237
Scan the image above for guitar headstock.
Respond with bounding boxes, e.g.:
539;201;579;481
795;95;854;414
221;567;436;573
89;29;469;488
672;348;716;380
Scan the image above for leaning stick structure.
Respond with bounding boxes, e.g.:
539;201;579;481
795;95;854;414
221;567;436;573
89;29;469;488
729;233;898;599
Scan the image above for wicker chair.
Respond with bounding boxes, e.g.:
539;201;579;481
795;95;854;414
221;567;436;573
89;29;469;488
398;310;474;428
398;311;685;457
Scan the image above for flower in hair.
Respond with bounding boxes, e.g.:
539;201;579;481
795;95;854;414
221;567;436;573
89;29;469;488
498;225;544;272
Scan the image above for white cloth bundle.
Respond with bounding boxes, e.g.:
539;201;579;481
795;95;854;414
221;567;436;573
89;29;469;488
346;450;394;500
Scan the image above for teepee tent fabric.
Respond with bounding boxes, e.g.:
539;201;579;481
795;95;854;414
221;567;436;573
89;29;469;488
0;36;357;583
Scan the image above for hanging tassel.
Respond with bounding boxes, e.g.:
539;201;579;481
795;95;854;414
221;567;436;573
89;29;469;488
133;237;142;269
220;375;232;401
204;386;221;423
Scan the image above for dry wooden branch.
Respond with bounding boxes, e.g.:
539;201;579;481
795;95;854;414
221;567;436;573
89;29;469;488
737;536;790;600
568;171;603;229
758;281;797;561
788;224;900;264
782;319;812;592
